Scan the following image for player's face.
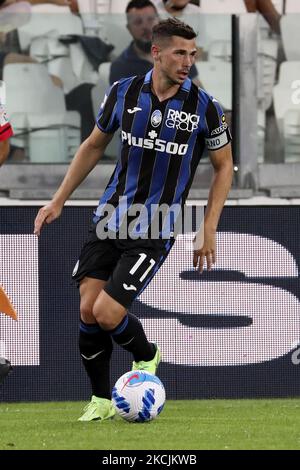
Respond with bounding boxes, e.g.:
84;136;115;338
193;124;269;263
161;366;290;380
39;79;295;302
153;36;197;85
127;6;159;44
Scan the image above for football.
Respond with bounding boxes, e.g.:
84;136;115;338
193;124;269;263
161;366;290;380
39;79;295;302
112;370;166;423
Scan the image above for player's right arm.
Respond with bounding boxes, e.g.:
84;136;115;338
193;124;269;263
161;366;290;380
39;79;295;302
34;128;114;235
34;81;120;236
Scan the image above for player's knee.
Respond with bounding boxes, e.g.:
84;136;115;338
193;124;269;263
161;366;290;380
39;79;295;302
92;302;122;330
80;300;95;324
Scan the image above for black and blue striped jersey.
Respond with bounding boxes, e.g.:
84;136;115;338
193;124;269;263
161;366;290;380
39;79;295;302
94;69;231;235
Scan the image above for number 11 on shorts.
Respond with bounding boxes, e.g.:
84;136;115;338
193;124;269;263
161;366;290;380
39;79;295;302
129;253;156;282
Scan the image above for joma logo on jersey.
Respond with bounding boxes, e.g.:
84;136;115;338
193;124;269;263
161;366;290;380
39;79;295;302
121;131;188;156
165;109;200;132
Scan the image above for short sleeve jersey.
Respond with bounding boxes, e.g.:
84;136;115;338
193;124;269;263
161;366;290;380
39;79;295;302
95;70;231;232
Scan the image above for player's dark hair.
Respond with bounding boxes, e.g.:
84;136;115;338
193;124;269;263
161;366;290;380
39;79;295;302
126;0;157;14
152;18;197;43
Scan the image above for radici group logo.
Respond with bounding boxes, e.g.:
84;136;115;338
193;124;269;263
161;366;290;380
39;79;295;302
165;109;200;132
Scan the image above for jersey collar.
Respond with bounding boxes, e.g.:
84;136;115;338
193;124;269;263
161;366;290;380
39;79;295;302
142;69;191;101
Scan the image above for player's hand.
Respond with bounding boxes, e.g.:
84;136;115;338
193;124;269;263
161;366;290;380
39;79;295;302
34;202;63;236
193;227;216;273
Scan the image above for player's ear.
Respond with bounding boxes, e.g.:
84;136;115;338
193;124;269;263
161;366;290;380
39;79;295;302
152;44;160;61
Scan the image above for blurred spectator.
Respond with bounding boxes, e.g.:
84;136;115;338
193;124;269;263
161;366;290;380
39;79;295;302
0;99;13;166
151;1;206;62
110;0;199;84
154;1;280;35
0;1;31;33
110;0;159;84
152;0;200;16
0;1;32;81
1;0;71;6
198;0;280;34
0;0;69;85
245;0;280;34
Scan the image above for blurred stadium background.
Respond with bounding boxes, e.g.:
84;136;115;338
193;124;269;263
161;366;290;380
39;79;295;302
0;0;300;450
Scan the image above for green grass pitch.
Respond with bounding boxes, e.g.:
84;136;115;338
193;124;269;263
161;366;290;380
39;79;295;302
0;399;299;450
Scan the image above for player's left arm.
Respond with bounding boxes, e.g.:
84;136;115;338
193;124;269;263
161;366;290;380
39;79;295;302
193;142;233;274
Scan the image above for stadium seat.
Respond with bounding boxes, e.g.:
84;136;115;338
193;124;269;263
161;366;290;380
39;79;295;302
196;14;232;53
110;0;126;13
98;61;111;84
91;79;120;160
18;6;85;94
195;61;232;111
77;0;102;35
26;112;80;163
69;43;99;84
4;63;65;113
283;109;300;162
273;82;300;162
3;63;80;162
271;0;284;14
208;40;232;63
278;61;300;87
273;87;299;131
29;34;70;69
77;1;123;35
96;0;111;13
280;15;300;61
77;0;111;14
18;7;83;52
47;57;80;94
28;27;100;91
91;80;105;120
257;38;278;110
258;15;271;40
0;1;31;34
199;0;247;13
257;108;266;163
29;37;78;94
98;14;132;59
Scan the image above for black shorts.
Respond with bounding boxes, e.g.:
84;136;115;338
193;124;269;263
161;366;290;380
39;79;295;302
72;226;175;309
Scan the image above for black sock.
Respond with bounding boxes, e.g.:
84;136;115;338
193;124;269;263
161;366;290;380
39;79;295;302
79;321;113;399
110;313;155;362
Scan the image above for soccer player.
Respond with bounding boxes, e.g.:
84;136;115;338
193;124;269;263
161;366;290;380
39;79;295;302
0;98;13;166
34;18;233;421
110;0;200;86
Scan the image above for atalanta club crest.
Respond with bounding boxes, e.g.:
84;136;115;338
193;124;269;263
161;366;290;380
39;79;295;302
151;109;162;128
